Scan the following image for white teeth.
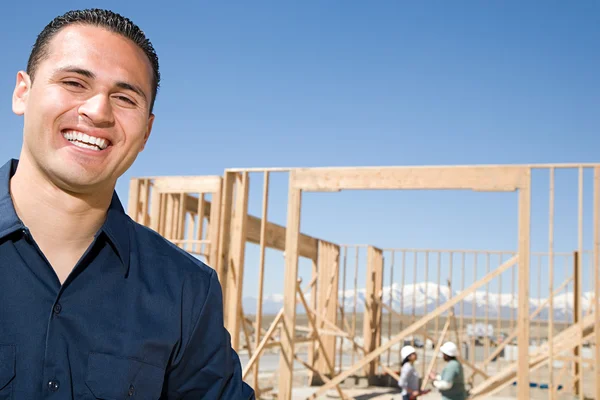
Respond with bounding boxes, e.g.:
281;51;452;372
62;130;109;150
71;141;101;151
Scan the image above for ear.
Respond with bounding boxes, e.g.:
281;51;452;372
139;113;154;152
12;71;31;116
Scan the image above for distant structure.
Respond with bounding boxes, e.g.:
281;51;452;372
127;163;600;400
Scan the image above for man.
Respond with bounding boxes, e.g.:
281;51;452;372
429;342;469;400
0;8;254;399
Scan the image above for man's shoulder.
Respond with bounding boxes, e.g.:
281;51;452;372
443;359;462;375
127;217;216;281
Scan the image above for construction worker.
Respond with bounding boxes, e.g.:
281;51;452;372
429;342;468;400
398;345;430;399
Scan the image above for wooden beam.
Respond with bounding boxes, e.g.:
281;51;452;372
242;309;284;379
594;167;600;400
252;171;269;392
277;173;302;400
207;183;222;267
313;241;340;380
573;250;582;397
127;178;141;218
307;256;518;399
292;166;529;192
576;167;584;400
152;175;222;193
246;214;318;260
548;167;556;400
216;172;235;298
470;312;596;399
226;172;250;351
363;246;383;376
421;317;451;389
517;171;531;400
184;195;318;260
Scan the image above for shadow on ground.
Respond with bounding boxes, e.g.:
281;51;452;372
351;389;399;400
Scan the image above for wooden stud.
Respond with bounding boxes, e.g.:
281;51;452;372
471;253;477;366
594;167;600;400
225;172;250;350
351;247;359;365
548;167;555;400
576;167;584;399
277;171;302;400
313;241;340;381
251;171;269;392
386;251;394;368
592;167;600;399
363;246;383;377
517;170;531;400
485;253;490;373
208;181;223;267
573;250;581;397
127;178;140;219
423;251;429;379
339;246;348;373
216;172;235;307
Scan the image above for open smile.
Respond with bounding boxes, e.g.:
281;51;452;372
62;130;111;152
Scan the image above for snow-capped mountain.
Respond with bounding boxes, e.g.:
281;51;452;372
242;281;590;321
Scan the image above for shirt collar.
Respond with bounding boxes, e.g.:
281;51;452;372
101;192;131;274
0;158;130;274
0;159;22;238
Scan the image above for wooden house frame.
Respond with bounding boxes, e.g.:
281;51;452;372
127;163;600;400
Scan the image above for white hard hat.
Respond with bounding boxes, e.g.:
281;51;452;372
401;345;416;361
440;341;458;357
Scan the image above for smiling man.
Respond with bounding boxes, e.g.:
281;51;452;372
0;8;254;399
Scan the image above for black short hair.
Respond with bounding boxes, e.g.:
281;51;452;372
27;8;160;112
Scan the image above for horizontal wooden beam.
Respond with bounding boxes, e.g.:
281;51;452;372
184;195;318;260
152;176;222;193
292;166;529;192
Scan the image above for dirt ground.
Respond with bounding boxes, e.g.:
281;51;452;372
243;312;590;399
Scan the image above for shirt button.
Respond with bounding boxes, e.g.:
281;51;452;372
53;303;62;314
128;384;135;396
48;380;60;392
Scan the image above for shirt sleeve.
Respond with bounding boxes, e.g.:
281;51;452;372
163;270;255;399
433;379;453;390
398;364;409;388
434;363;457;392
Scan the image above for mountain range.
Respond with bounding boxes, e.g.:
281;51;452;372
242;282;592;321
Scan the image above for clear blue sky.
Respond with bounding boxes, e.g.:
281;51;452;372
1;1;598;299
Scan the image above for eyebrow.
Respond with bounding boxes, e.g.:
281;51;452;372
55;66;148;102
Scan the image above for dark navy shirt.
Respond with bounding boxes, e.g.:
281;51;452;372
0;159;254;399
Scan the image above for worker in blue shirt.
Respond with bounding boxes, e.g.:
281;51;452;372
0;8;254;399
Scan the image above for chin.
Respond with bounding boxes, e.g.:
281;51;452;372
50;169;107;193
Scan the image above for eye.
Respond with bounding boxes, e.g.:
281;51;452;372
115;95;137;106
63;80;84;88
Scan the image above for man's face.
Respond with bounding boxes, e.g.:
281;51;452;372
12;24;155;194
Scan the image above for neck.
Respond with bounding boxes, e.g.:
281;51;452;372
9;155;111;244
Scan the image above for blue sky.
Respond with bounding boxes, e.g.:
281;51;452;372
1;2;598;299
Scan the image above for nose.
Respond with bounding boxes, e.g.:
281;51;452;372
78;94;115;126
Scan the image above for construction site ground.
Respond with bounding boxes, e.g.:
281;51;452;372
243;340;595;399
